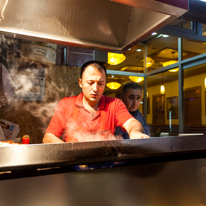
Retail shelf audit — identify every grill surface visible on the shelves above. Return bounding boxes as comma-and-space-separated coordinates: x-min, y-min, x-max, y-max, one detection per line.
1, 135, 206, 172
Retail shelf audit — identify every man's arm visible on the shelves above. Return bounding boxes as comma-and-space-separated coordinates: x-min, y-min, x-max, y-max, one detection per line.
123, 118, 150, 139
43, 133, 64, 143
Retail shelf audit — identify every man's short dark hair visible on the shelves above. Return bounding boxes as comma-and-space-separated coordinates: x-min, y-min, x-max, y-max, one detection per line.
122, 82, 142, 96
80, 61, 107, 78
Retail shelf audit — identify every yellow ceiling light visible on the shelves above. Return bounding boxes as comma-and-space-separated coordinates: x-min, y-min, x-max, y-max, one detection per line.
169, 68, 179, 72
120, 66, 143, 72
163, 60, 178, 67
160, 72, 165, 94
145, 57, 155, 67
106, 82, 121, 90
160, 85, 165, 94
129, 76, 144, 83
163, 51, 178, 72
141, 57, 155, 67
108, 52, 126, 65
120, 66, 127, 71
205, 77, 206, 88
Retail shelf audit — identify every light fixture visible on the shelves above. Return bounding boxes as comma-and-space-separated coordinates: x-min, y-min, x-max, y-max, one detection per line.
106, 82, 121, 90
0, 0, 9, 22
163, 51, 178, 72
162, 34, 169, 38
205, 77, 206, 88
152, 32, 157, 35
160, 85, 165, 94
160, 72, 165, 94
108, 52, 126, 65
146, 57, 155, 67
136, 49, 142, 52
169, 68, 179, 72
120, 66, 143, 72
120, 66, 128, 71
142, 57, 155, 67
163, 60, 178, 67
129, 76, 144, 83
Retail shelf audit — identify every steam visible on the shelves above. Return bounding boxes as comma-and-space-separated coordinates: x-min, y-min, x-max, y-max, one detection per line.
1, 36, 121, 143
47, 100, 123, 142
8, 63, 69, 132
63, 120, 122, 142
6, 63, 122, 142
7, 62, 122, 142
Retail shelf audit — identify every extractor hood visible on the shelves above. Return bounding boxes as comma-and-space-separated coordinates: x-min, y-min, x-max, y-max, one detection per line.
0, 0, 188, 52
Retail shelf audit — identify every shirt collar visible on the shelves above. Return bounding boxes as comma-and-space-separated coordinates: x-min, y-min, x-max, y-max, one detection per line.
76, 92, 105, 110
130, 109, 139, 117
98, 95, 105, 110
76, 92, 84, 107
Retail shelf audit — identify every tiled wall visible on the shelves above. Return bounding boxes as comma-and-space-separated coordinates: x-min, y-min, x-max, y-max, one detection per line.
56, 45, 94, 66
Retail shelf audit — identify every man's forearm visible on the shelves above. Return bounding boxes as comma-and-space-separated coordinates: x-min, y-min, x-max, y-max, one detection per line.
123, 118, 149, 139
43, 133, 64, 143
127, 119, 143, 135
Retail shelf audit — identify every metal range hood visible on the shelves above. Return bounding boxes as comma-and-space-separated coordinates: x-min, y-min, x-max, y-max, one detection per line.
0, 0, 188, 52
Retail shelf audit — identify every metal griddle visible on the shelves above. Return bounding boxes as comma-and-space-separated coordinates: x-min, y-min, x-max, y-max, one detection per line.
1, 135, 206, 173
1, 135, 206, 206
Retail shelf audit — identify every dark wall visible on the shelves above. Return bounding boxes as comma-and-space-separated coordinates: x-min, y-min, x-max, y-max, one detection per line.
0, 35, 95, 143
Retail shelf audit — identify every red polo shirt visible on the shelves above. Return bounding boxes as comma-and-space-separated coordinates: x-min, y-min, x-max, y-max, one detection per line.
46, 93, 132, 142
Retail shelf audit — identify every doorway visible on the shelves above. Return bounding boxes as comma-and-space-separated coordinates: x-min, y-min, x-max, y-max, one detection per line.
153, 94, 165, 125
184, 86, 201, 127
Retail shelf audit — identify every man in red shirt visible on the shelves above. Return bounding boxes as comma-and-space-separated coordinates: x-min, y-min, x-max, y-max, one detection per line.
43, 61, 149, 143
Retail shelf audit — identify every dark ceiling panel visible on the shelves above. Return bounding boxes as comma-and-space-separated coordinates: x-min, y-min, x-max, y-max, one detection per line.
182, 0, 206, 24
154, 0, 189, 10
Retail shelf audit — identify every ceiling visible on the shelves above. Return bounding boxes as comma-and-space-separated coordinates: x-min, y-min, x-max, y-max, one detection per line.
104, 0, 206, 94
106, 24, 206, 72
0, 0, 205, 95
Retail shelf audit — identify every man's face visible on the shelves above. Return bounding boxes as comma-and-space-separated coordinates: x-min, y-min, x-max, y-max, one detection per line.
79, 65, 106, 106
122, 88, 142, 112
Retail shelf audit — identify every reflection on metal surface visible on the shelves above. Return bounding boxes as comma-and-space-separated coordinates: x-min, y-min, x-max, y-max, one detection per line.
0, 0, 188, 51
201, 165, 206, 175
0, 0, 8, 22
1, 158, 206, 206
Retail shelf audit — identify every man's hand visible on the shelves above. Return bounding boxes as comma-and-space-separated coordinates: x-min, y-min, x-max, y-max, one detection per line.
123, 118, 150, 139
129, 133, 150, 139
43, 133, 64, 143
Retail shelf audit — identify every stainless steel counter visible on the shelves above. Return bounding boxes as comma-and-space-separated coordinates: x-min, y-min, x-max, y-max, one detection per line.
1, 135, 206, 174
1, 135, 206, 206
